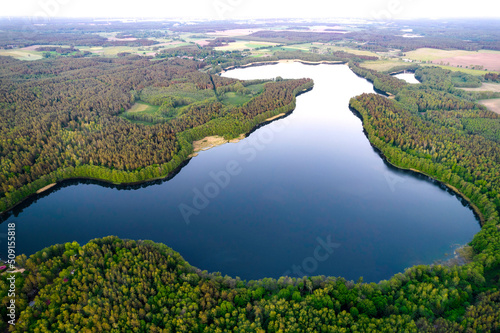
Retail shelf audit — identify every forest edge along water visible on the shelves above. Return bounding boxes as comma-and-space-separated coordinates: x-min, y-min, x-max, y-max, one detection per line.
0, 62, 480, 283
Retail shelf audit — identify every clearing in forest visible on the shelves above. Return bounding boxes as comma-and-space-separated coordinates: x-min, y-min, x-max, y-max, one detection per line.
478, 98, 500, 114
460, 83, 500, 93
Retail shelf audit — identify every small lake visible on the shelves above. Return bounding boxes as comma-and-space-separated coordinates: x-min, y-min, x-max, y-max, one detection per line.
394, 72, 420, 84
0, 63, 479, 282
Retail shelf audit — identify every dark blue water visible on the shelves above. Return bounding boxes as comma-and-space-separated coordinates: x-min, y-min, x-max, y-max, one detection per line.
0, 63, 480, 282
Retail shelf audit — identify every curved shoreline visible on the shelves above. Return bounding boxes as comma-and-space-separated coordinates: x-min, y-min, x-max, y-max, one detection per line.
1, 61, 485, 231
348, 105, 485, 226
219, 59, 345, 74
0, 84, 313, 217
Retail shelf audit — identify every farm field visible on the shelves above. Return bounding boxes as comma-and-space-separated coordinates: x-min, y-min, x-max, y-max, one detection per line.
214, 41, 278, 51
478, 98, 500, 114
127, 102, 159, 114
327, 45, 380, 58
404, 48, 498, 61
460, 82, 500, 92
78, 42, 191, 57
0, 45, 53, 60
0, 49, 43, 60
420, 63, 495, 75
359, 59, 405, 71
406, 48, 500, 71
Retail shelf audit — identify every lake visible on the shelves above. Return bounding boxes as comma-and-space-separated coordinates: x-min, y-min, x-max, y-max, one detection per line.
0, 63, 479, 282
394, 72, 420, 84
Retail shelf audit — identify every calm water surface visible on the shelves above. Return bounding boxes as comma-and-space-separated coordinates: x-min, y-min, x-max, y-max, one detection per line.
0, 63, 479, 282
394, 72, 420, 84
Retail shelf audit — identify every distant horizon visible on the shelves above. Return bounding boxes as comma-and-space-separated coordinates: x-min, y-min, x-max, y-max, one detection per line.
0, 16, 499, 23
2, 0, 500, 21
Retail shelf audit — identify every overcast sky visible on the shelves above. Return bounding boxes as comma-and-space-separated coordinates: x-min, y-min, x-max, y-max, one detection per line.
2, 0, 500, 20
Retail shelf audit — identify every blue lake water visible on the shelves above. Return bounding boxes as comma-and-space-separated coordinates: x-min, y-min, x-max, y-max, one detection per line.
0, 63, 480, 282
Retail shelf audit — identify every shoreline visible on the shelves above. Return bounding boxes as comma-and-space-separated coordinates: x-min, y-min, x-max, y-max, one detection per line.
188, 113, 288, 157
36, 183, 56, 194
348, 105, 485, 226
0, 80, 311, 217
219, 59, 345, 74
388, 69, 416, 75
1, 61, 485, 229
188, 134, 246, 157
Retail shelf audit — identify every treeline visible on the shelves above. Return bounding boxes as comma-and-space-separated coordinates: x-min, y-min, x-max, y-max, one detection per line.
348, 65, 500, 319
346, 19, 500, 52
414, 67, 483, 89
0, 31, 157, 48
157, 44, 377, 75
35, 46, 80, 55
413, 66, 500, 102
210, 51, 377, 74
1, 236, 499, 331
243, 30, 346, 43
349, 31, 500, 52
484, 72, 500, 83
0, 55, 311, 213
349, 93, 500, 260
349, 62, 408, 95
206, 38, 236, 48
243, 24, 500, 52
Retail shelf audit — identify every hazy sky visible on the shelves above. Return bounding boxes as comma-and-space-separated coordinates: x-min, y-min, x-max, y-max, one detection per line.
2, 0, 500, 20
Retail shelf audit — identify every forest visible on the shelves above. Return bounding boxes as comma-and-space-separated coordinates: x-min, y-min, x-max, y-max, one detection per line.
0, 18, 500, 332
0, 55, 312, 213
242, 20, 500, 52
348, 64, 500, 312
0, 236, 498, 332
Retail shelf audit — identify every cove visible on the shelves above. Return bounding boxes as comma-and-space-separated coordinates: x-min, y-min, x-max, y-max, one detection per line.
0, 63, 479, 282
393, 72, 421, 84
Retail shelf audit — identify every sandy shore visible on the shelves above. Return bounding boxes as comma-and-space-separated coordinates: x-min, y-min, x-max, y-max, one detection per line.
265, 113, 286, 122
36, 183, 56, 194
189, 134, 247, 158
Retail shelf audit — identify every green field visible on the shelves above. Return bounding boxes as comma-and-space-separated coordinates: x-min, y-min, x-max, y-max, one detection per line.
215, 41, 278, 51
420, 63, 494, 76
127, 102, 160, 114
0, 42, 193, 60
405, 48, 500, 62
77, 42, 191, 57
246, 83, 266, 94
0, 48, 44, 60
360, 59, 406, 71
221, 92, 252, 105
221, 83, 266, 106
121, 82, 267, 124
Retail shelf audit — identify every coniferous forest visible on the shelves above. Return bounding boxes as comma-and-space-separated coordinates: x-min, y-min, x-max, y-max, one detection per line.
1, 17, 500, 332
0, 55, 312, 213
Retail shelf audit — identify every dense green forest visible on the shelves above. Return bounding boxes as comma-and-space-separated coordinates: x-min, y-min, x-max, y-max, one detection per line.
1, 59, 499, 333
1, 236, 499, 332
0, 55, 312, 213
347, 64, 500, 328
1, 17, 500, 332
